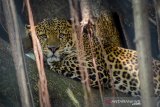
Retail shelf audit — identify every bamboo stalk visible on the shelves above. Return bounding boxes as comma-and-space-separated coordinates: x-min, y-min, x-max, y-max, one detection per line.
1, 0, 33, 107
132, 0, 155, 107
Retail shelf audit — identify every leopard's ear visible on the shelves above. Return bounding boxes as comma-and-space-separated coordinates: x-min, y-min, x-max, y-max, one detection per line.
25, 24, 31, 36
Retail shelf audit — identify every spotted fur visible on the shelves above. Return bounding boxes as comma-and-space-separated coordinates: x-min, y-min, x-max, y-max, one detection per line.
26, 14, 160, 97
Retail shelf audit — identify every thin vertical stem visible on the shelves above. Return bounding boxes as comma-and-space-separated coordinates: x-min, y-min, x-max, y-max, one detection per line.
69, 0, 92, 106
25, 0, 51, 106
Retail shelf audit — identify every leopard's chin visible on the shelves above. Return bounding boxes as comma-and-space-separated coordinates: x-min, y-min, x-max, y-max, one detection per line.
47, 55, 60, 66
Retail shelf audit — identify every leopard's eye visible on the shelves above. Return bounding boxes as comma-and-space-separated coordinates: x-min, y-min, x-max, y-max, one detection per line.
40, 34, 47, 40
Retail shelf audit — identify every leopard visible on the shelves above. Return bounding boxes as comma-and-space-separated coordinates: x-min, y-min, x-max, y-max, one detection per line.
26, 13, 160, 97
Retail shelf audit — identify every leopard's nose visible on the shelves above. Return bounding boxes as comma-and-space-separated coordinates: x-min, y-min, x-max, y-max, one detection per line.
48, 46, 58, 53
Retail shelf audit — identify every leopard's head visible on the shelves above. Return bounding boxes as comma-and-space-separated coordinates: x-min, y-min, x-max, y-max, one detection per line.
25, 18, 74, 59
